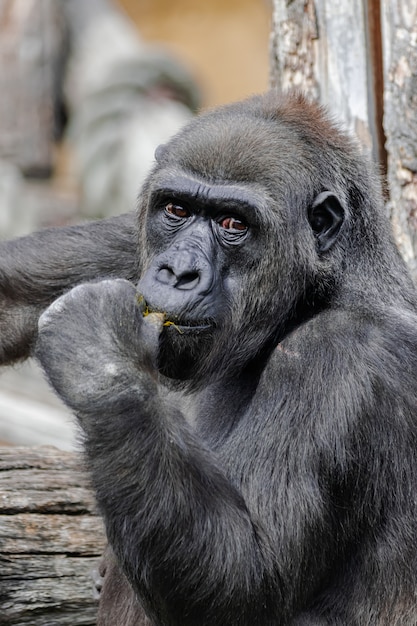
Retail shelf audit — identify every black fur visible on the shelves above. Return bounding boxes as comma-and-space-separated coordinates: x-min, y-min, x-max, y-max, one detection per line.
3, 91, 417, 624
0, 213, 138, 363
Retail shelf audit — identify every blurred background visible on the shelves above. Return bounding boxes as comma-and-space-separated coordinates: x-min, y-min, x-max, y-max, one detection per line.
0, 0, 271, 448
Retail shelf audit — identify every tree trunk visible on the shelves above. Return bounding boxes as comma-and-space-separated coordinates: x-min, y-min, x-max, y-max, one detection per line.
270, 0, 417, 279
270, 0, 374, 155
381, 0, 417, 278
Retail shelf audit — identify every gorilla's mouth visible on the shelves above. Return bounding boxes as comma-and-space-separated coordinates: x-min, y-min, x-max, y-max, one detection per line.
137, 295, 212, 334
162, 317, 212, 334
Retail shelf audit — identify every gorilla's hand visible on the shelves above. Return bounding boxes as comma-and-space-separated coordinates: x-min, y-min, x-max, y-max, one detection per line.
35, 279, 163, 416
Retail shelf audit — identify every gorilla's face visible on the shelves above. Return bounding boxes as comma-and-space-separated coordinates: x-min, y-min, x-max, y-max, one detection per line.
137, 112, 345, 382
137, 170, 260, 380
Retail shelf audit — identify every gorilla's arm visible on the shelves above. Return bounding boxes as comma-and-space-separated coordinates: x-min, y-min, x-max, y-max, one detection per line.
35, 280, 380, 625
36, 281, 276, 624
0, 212, 138, 364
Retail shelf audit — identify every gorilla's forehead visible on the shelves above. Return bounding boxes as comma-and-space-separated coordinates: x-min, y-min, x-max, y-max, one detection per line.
162, 114, 313, 188
151, 172, 268, 210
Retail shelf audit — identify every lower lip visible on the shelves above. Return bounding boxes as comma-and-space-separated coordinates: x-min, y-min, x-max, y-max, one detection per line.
165, 323, 212, 334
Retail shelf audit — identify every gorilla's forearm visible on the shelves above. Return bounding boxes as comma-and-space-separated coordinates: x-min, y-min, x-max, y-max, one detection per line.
0, 213, 139, 364
35, 280, 279, 624
86, 400, 274, 626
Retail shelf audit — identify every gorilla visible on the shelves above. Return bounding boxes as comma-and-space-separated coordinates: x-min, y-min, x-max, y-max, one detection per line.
2, 91, 417, 625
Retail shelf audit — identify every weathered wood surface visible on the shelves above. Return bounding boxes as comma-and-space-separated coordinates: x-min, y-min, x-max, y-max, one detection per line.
270, 0, 320, 100
270, 0, 417, 281
270, 0, 374, 156
0, 446, 105, 625
381, 0, 417, 280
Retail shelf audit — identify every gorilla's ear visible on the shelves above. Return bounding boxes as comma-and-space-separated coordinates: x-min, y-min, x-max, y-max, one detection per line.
155, 144, 167, 163
308, 192, 345, 253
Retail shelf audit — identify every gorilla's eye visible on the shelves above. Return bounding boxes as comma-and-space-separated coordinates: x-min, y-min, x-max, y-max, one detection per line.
165, 203, 189, 219
218, 217, 247, 233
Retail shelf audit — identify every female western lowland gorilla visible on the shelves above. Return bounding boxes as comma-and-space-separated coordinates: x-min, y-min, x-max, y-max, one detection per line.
2, 91, 417, 625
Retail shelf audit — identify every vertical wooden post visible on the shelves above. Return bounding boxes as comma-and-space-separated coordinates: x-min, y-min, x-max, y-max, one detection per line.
270, 0, 417, 278
381, 0, 417, 278
364, 0, 387, 174
270, 0, 375, 155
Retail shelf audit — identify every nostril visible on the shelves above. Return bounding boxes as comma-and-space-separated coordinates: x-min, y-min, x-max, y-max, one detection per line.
157, 266, 200, 290
176, 272, 200, 290
157, 267, 177, 285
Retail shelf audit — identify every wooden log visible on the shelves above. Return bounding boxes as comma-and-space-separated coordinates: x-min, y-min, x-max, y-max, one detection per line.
0, 446, 105, 625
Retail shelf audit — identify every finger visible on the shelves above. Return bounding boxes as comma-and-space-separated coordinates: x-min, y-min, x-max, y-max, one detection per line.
140, 311, 165, 370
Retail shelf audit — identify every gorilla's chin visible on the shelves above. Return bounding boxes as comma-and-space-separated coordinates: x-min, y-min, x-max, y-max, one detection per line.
157, 324, 214, 381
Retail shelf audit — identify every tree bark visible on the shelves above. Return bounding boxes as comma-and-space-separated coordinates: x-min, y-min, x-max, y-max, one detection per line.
270, 0, 417, 279
270, 0, 374, 154
381, 0, 417, 278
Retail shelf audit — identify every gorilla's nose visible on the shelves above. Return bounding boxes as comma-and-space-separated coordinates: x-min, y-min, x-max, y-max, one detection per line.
156, 243, 210, 291
157, 265, 200, 290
